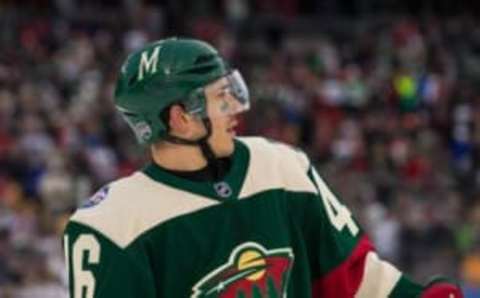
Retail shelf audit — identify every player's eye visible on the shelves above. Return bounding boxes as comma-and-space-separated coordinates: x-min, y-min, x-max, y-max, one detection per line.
217, 85, 231, 97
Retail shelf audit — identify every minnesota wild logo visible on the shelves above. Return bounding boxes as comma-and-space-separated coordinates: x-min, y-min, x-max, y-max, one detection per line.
192, 242, 294, 298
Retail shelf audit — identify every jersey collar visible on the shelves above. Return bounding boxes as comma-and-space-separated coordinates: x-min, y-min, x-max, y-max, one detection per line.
142, 139, 250, 201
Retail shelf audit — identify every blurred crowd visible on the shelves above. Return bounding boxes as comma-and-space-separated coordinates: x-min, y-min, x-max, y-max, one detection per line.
1, 0, 480, 297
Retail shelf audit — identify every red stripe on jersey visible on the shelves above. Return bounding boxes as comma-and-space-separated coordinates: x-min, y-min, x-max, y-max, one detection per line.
311, 235, 375, 298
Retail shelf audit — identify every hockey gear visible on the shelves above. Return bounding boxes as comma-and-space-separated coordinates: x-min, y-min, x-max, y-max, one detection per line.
114, 37, 249, 145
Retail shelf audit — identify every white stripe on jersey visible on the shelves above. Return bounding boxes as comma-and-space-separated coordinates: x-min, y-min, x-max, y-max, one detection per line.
355, 252, 402, 298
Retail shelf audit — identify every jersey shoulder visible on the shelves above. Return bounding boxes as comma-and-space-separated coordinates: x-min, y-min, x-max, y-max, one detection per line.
68, 171, 218, 248
237, 136, 310, 170
236, 137, 315, 198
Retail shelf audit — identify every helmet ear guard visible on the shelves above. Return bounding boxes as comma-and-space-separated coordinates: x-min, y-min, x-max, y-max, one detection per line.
117, 108, 167, 144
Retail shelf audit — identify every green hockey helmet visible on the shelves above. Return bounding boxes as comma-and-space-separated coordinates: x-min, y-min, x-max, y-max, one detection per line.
114, 37, 250, 145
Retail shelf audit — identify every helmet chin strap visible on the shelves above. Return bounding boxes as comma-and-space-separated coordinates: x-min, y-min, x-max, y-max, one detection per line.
163, 118, 222, 181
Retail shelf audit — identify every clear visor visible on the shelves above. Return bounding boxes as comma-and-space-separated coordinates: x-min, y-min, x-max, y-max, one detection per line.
190, 70, 250, 119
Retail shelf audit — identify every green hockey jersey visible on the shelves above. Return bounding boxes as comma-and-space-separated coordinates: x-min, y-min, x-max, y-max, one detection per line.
63, 137, 424, 298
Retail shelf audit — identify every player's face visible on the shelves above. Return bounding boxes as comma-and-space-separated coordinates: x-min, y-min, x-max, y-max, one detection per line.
203, 77, 240, 157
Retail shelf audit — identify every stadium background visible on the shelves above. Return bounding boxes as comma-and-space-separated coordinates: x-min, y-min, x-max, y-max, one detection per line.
1, 0, 480, 297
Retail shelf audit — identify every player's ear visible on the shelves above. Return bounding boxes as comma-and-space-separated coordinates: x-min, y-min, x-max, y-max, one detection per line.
168, 104, 193, 135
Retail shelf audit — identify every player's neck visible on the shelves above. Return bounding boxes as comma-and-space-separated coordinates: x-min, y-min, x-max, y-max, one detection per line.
150, 142, 207, 171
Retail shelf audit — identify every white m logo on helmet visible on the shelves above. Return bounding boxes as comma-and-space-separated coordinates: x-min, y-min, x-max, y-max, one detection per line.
138, 45, 162, 81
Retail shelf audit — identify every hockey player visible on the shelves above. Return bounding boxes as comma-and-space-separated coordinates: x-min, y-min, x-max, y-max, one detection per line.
63, 37, 463, 298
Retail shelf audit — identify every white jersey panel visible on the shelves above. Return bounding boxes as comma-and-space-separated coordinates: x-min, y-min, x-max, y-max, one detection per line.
237, 137, 315, 199
70, 137, 316, 249
70, 172, 219, 248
